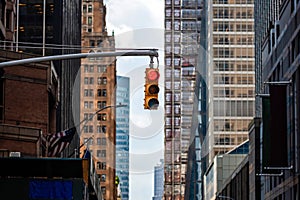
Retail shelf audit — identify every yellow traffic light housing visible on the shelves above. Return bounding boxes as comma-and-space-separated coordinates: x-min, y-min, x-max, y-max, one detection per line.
144, 68, 160, 110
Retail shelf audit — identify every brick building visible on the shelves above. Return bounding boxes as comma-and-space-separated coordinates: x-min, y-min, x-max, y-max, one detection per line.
0, 49, 59, 157
0, 50, 103, 199
81, 0, 117, 199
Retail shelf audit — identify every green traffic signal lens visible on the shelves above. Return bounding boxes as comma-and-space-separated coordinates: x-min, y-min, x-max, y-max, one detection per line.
148, 98, 159, 109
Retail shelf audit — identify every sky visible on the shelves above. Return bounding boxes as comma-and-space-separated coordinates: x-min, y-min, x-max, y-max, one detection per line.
103, 1, 165, 200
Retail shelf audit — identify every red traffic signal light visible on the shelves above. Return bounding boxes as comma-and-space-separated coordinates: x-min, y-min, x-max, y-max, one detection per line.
144, 68, 160, 110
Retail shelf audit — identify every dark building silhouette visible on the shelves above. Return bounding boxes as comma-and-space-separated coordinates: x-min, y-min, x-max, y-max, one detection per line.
16, 0, 82, 157
254, 0, 300, 199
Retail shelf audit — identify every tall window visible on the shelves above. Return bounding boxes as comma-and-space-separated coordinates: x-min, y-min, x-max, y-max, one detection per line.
88, 5, 92, 12
88, 16, 92, 25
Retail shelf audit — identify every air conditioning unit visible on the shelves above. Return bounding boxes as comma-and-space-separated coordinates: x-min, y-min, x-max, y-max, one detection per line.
9, 152, 21, 157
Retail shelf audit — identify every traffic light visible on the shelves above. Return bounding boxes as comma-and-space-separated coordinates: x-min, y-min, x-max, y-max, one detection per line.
144, 67, 160, 110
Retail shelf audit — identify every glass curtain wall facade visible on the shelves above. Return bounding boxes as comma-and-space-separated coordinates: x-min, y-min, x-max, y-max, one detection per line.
80, 1, 116, 199
18, 0, 55, 55
203, 0, 255, 165
153, 159, 164, 200
164, 0, 203, 199
116, 76, 130, 200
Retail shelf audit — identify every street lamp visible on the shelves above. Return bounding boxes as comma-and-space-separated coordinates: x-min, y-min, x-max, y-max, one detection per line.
68, 104, 127, 158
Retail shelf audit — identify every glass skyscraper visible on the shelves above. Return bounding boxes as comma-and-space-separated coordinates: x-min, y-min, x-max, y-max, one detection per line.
116, 76, 130, 200
164, 0, 203, 199
153, 159, 164, 200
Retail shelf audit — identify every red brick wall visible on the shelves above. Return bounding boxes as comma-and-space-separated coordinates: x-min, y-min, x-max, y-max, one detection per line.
0, 54, 58, 157
4, 65, 49, 134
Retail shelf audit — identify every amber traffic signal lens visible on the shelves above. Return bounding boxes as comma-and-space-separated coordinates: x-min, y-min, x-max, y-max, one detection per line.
148, 85, 160, 94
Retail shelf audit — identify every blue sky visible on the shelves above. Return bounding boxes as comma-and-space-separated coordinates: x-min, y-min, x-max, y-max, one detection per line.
103, 1, 164, 199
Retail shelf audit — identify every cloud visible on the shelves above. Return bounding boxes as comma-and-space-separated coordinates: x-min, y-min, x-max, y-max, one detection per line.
104, 0, 164, 34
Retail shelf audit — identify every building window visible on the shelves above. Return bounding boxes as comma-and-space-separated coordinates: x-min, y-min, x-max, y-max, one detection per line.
84, 65, 89, 72
84, 101, 89, 109
97, 113, 107, 121
97, 125, 107, 133
97, 150, 106, 158
89, 101, 93, 109
89, 77, 94, 84
83, 89, 94, 97
89, 65, 94, 72
97, 150, 101, 157
83, 125, 93, 133
165, 81, 171, 90
165, 117, 171, 126
174, 58, 180, 66
88, 5, 92, 12
166, 129, 172, 139
97, 77, 107, 85
83, 5, 87, 13
90, 40, 95, 47
102, 138, 106, 145
166, 20, 171, 30
84, 77, 89, 84
97, 138, 101, 145
90, 89, 94, 97
97, 162, 106, 170
97, 89, 107, 97
83, 126, 88, 133
89, 125, 93, 133
97, 101, 106, 108
97, 65, 107, 72
174, 93, 180, 102
88, 17, 92, 25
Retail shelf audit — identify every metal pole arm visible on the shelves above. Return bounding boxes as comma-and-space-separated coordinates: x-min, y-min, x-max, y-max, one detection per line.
0, 49, 159, 68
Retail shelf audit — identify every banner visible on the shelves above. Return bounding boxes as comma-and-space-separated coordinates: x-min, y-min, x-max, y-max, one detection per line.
262, 84, 288, 171
269, 84, 288, 167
